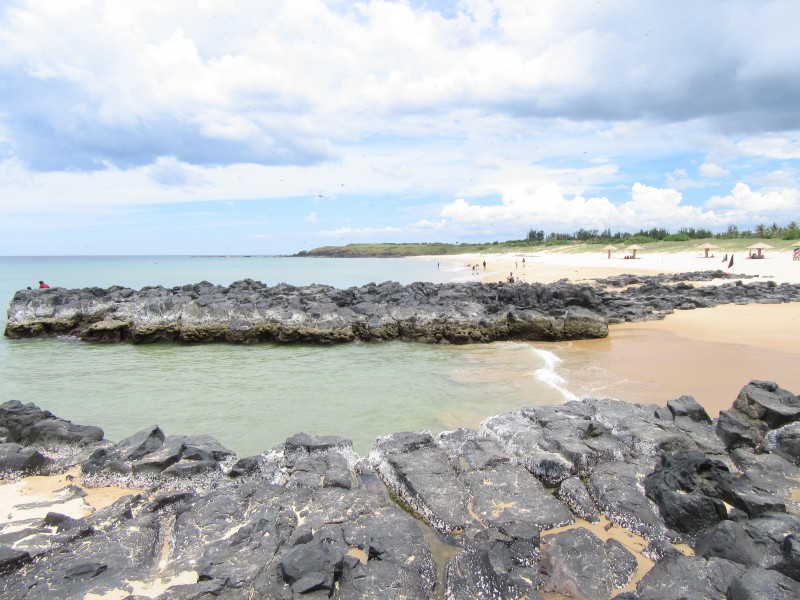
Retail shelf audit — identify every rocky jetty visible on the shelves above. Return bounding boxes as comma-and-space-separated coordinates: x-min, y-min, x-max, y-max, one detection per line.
1, 380, 799, 599
5, 271, 800, 345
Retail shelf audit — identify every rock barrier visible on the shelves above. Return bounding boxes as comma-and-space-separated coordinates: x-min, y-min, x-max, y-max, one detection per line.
5, 271, 800, 345
1, 379, 798, 598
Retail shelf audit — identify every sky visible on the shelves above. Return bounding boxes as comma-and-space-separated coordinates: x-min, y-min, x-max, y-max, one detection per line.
1, 0, 799, 256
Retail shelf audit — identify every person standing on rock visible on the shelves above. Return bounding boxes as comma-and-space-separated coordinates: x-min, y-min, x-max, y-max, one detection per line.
38, 280, 50, 289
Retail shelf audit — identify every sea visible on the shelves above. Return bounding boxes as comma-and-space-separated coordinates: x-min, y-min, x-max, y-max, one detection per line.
0, 255, 578, 456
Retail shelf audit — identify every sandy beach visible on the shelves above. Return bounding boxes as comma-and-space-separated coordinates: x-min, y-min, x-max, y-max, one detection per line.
417, 247, 800, 418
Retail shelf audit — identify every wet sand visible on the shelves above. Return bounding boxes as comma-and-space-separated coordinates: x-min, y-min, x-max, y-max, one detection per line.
553, 303, 800, 416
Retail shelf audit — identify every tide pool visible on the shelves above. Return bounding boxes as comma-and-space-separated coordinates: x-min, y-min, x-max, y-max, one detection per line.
0, 256, 571, 455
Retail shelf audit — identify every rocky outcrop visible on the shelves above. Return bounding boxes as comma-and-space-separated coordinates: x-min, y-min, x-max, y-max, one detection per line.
6, 272, 800, 345
0, 380, 799, 599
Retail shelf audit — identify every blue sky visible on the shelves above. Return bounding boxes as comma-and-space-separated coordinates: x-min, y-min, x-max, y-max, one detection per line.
1, 0, 799, 255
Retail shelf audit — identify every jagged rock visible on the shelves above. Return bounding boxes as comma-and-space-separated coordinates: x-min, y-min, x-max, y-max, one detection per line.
445, 523, 542, 599
539, 527, 636, 599
1, 382, 799, 598
459, 462, 573, 531
667, 395, 711, 423
734, 380, 800, 428
278, 534, 346, 594
0, 400, 103, 446
558, 477, 600, 522
116, 425, 165, 461
228, 454, 269, 478
726, 566, 800, 599
694, 512, 800, 581
588, 460, 667, 541
371, 432, 469, 533
765, 422, 800, 465
0, 546, 31, 576
643, 451, 732, 535
0, 442, 52, 473
716, 409, 766, 451
631, 555, 746, 599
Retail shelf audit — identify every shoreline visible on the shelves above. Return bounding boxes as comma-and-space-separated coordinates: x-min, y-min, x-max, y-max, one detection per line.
413, 248, 800, 419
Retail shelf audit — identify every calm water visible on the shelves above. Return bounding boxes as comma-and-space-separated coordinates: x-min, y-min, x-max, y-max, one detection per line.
0, 256, 571, 455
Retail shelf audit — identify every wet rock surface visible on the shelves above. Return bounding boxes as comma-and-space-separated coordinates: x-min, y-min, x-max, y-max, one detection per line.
0, 378, 798, 599
6, 271, 800, 345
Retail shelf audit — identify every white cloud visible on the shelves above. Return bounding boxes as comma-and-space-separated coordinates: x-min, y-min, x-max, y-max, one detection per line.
738, 136, 800, 160
441, 182, 718, 232
705, 183, 800, 219
305, 211, 318, 223
699, 163, 730, 178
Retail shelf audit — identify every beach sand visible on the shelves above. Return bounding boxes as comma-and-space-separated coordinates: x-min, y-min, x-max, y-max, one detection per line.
416, 247, 800, 417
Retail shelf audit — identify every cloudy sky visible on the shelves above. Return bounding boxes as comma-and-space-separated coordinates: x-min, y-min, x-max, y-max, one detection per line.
1, 0, 799, 255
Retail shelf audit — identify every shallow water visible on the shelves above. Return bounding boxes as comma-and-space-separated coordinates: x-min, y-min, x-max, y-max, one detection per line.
0, 256, 571, 455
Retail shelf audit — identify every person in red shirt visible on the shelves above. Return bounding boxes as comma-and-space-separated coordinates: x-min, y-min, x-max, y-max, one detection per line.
38, 280, 50, 289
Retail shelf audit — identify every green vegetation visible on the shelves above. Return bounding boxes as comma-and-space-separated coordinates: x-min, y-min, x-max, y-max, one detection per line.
296, 221, 800, 257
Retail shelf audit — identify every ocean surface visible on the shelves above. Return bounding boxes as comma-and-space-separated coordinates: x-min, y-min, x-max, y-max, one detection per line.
0, 255, 575, 455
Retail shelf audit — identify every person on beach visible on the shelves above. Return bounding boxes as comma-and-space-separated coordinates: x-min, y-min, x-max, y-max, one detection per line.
483, 260, 486, 271
507, 272, 515, 283
38, 280, 50, 289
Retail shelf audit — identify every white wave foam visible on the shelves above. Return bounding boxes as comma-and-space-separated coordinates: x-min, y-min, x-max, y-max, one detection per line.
530, 347, 580, 402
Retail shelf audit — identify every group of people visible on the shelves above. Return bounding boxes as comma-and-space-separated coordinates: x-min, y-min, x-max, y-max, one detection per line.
27, 280, 50, 290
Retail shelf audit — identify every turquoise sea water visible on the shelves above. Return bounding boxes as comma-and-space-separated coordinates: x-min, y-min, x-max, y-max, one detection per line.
0, 256, 570, 455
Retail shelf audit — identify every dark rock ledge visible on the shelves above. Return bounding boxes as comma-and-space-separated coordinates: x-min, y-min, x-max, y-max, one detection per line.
1, 379, 799, 599
5, 271, 800, 344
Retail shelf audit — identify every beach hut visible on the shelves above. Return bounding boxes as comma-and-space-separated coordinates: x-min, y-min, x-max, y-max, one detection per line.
625, 244, 644, 259
696, 242, 719, 258
602, 244, 618, 259
746, 242, 774, 258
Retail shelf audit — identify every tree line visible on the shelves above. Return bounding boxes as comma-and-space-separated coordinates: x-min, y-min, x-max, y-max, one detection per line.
525, 221, 800, 244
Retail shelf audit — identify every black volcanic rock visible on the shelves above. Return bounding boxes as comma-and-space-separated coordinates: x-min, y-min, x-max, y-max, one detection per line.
1, 379, 799, 598
7, 273, 800, 345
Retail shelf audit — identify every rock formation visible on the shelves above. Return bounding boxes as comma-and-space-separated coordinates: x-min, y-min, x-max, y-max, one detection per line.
1, 379, 798, 599
5, 271, 800, 345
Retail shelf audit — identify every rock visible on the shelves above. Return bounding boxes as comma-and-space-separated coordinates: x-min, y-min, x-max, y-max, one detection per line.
2, 381, 800, 598
0, 442, 52, 473
733, 380, 800, 428
459, 462, 573, 531
539, 527, 635, 599
667, 395, 711, 423
716, 409, 766, 451
695, 513, 800, 579
0, 545, 31, 576
0, 400, 103, 446
116, 425, 165, 461
371, 432, 469, 534
726, 566, 800, 599
588, 460, 667, 541
445, 524, 542, 599
278, 534, 345, 594
765, 422, 800, 465
643, 451, 731, 535
632, 555, 745, 599
557, 477, 600, 522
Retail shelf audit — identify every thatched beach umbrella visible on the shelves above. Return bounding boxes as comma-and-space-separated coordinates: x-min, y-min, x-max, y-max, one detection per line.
696, 242, 719, 258
791, 241, 800, 247
602, 244, 618, 259
625, 244, 644, 259
747, 242, 774, 257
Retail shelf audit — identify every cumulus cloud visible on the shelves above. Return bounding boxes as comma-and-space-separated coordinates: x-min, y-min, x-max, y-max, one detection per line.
441, 181, 719, 232
700, 163, 730, 178
705, 183, 800, 220
2, 0, 799, 173
2, 1, 800, 254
